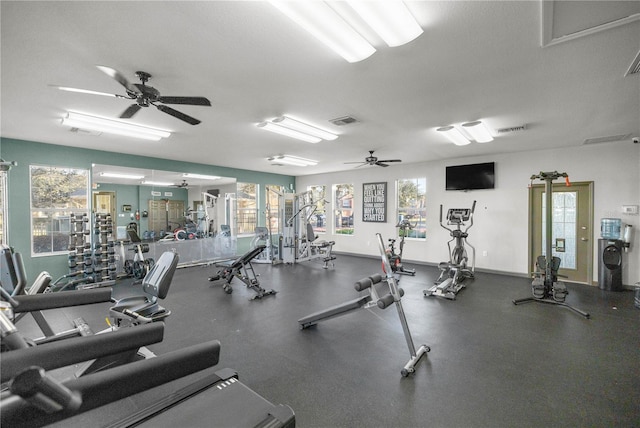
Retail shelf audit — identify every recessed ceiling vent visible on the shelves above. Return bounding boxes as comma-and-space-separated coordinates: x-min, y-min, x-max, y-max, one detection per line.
70, 127, 102, 136
329, 116, 358, 126
625, 50, 640, 76
497, 124, 527, 134
583, 134, 632, 145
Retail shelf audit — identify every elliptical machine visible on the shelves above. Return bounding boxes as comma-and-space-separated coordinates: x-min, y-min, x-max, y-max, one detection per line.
424, 201, 476, 300
385, 215, 416, 276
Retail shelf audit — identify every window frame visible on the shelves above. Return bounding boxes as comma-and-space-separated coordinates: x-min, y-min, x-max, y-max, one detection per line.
396, 177, 427, 240
334, 183, 354, 235
307, 185, 327, 234
236, 182, 258, 236
30, 164, 90, 257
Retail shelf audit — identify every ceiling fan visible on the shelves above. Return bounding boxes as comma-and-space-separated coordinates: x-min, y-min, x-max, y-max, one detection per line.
345, 150, 402, 168
172, 180, 190, 189
56, 66, 211, 125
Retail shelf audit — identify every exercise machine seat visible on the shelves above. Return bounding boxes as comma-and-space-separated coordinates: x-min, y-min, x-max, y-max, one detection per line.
110, 251, 179, 323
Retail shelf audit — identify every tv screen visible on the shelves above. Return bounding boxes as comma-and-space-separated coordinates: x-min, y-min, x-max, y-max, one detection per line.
446, 162, 495, 191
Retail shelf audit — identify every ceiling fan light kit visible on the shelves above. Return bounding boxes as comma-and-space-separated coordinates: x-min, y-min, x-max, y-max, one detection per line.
62, 112, 171, 141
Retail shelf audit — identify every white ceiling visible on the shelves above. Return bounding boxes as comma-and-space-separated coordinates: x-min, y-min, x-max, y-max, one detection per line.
1, 1, 639, 177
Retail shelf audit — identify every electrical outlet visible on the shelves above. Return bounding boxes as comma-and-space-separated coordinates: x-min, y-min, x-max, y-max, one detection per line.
482, 250, 488, 257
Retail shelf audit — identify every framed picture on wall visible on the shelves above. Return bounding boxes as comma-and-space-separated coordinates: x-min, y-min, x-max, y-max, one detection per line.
362, 182, 386, 222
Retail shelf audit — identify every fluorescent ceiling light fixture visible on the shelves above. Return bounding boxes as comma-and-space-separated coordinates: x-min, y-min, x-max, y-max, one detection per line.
267, 155, 318, 167
182, 173, 221, 180
257, 121, 322, 143
270, 1, 376, 63
462, 121, 494, 143
273, 116, 338, 141
100, 172, 145, 180
61, 111, 171, 141
141, 180, 174, 186
437, 126, 471, 146
347, 1, 423, 47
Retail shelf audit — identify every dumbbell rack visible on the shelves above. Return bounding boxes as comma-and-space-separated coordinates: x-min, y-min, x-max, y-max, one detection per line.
66, 213, 116, 289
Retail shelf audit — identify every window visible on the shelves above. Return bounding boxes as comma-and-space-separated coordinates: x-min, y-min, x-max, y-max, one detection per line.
396, 178, 426, 239
307, 185, 327, 233
236, 182, 258, 235
265, 185, 284, 234
334, 183, 354, 235
30, 165, 89, 255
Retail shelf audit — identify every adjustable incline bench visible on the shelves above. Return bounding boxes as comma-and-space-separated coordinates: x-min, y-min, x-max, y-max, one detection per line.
208, 245, 276, 300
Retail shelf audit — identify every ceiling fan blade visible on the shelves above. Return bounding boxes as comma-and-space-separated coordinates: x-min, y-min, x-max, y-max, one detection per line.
375, 162, 390, 167
155, 104, 201, 125
96, 65, 140, 94
54, 85, 128, 98
376, 159, 402, 163
344, 161, 365, 164
158, 96, 211, 106
120, 104, 142, 119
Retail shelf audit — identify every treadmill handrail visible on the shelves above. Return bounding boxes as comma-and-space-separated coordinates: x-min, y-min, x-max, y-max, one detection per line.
1, 340, 222, 428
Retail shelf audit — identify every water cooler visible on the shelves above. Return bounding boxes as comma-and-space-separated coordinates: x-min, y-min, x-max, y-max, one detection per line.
598, 218, 623, 291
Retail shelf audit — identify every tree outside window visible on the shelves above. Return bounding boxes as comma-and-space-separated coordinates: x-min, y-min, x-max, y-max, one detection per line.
30, 165, 89, 255
265, 185, 284, 234
397, 178, 426, 239
236, 182, 257, 235
307, 185, 327, 233
334, 183, 354, 235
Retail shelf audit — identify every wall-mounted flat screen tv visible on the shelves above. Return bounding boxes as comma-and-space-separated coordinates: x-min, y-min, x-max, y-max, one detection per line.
446, 162, 495, 191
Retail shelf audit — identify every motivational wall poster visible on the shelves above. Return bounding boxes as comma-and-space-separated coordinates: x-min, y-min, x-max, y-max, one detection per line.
362, 182, 387, 222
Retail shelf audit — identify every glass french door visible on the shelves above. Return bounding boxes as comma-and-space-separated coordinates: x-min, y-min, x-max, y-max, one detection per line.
529, 182, 593, 284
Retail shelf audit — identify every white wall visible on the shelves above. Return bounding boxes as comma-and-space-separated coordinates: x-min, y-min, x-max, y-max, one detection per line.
296, 143, 640, 286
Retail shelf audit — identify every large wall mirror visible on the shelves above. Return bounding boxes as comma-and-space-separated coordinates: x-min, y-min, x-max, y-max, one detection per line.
92, 164, 237, 269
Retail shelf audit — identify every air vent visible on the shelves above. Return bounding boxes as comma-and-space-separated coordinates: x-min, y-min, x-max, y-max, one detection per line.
70, 127, 101, 136
625, 50, 640, 76
497, 124, 528, 134
583, 134, 632, 145
329, 116, 358, 126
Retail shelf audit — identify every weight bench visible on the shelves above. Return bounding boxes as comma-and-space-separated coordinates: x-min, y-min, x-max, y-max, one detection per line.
208, 245, 276, 300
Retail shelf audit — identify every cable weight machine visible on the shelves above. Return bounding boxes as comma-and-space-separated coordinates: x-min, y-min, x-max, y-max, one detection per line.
512, 171, 589, 318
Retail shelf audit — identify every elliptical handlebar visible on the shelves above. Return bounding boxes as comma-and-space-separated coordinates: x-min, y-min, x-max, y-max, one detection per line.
439, 200, 477, 233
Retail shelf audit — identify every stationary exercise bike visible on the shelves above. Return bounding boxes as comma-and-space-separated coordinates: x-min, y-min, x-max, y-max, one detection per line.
384, 215, 416, 276
424, 201, 476, 300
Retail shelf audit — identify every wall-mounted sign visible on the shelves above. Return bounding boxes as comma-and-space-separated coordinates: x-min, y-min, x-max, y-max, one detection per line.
151, 191, 161, 197
164, 192, 173, 197
122, 204, 132, 212
363, 182, 387, 222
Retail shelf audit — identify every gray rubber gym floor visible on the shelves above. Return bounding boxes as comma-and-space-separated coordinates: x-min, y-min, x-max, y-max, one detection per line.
22, 254, 640, 427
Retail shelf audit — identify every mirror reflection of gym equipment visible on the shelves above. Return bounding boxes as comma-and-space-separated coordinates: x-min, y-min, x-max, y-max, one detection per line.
424, 201, 476, 300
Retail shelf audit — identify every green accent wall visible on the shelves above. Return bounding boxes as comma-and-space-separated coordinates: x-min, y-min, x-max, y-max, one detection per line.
0, 137, 295, 280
